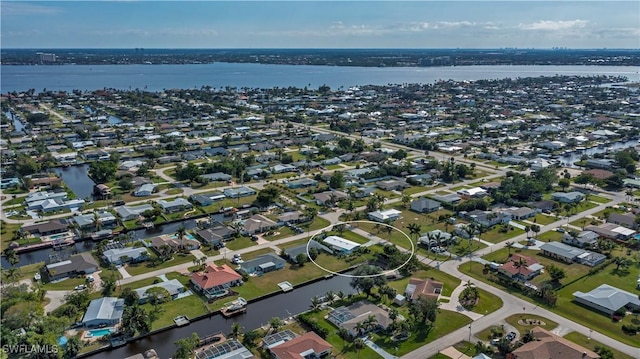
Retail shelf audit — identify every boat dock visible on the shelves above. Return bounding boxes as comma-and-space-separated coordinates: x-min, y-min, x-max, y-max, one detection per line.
220, 297, 247, 317
173, 316, 190, 326
278, 281, 293, 292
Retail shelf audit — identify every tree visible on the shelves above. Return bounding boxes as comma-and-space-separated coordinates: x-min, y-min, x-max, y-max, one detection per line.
174, 333, 200, 359
176, 226, 187, 251
122, 304, 151, 337
329, 171, 345, 189
89, 160, 117, 183
145, 287, 171, 306
558, 178, 571, 191
548, 265, 566, 283
102, 277, 116, 296
530, 224, 541, 238
121, 287, 140, 306
505, 241, 515, 257
118, 177, 135, 191
407, 223, 422, 242
350, 265, 386, 297
175, 162, 202, 182
14, 154, 41, 176
63, 336, 83, 359
594, 346, 615, 359
513, 257, 527, 279
242, 329, 261, 348
296, 252, 308, 266
255, 186, 280, 207
409, 296, 439, 325
401, 194, 411, 209
269, 317, 284, 333
613, 257, 632, 272
230, 322, 243, 339
353, 337, 366, 359
310, 296, 322, 311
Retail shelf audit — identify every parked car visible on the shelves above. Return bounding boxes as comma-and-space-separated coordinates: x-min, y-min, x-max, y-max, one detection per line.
75, 284, 87, 291
86, 275, 94, 282
506, 331, 517, 341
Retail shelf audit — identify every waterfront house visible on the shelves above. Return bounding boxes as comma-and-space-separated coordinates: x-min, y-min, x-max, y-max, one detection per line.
322, 235, 361, 255
551, 191, 585, 204
133, 183, 156, 197
507, 327, 599, 359
115, 204, 154, 221
72, 211, 117, 230
405, 278, 443, 301
103, 247, 150, 265
45, 252, 99, 281
266, 331, 332, 359
21, 220, 68, 237
573, 284, 640, 316
81, 297, 124, 328
196, 225, 236, 246
368, 208, 402, 223
410, 197, 441, 214
190, 264, 244, 298
238, 253, 286, 275
135, 279, 186, 304
93, 184, 111, 199
150, 233, 201, 251
498, 254, 544, 282
223, 186, 257, 198
194, 339, 253, 359
242, 214, 278, 235
157, 198, 193, 213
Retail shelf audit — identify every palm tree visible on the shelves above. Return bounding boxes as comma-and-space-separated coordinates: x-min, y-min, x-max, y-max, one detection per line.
364, 314, 378, 332
325, 290, 335, 305
336, 290, 345, 302
505, 241, 515, 257
176, 226, 187, 251
514, 257, 527, 280
310, 296, 322, 311
230, 322, 242, 339
406, 223, 422, 242
354, 321, 367, 337
401, 194, 411, 209
93, 211, 102, 232
269, 317, 284, 333
353, 338, 366, 359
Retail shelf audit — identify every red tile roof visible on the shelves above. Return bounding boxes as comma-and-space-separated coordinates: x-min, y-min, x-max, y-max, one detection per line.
507, 327, 599, 359
408, 278, 443, 300
190, 264, 242, 290
269, 332, 332, 359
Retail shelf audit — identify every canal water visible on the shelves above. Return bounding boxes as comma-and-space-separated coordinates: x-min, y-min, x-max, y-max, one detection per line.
89, 274, 356, 359
557, 139, 638, 167
53, 165, 96, 200
5, 111, 25, 133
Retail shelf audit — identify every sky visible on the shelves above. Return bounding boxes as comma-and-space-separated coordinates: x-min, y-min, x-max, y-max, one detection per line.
1, 1, 639, 49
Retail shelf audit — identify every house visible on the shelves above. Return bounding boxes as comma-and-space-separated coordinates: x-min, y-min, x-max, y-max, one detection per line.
277, 211, 304, 224
585, 158, 615, 170
405, 278, 443, 301
501, 207, 538, 220
133, 183, 156, 197
72, 211, 117, 230
551, 191, 584, 203
0, 177, 21, 189
199, 172, 232, 182
243, 214, 278, 235
327, 300, 393, 337
194, 339, 254, 359
27, 197, 85, 213
462, 210, 511, 228
540, 242, 605, 266
115, 204, 154, 221
352, 186, 376, 198
45, 252, 99, 281
103, 247, 150, 265
238, 253, 286, 275
190, 191, 226, 206
530, 200, 555, 213
27, 176, 61, 189
418, 230, 454, 247
562, 230, 599, 248
93, 184, 111, 199
223, 186, 257, 198
322, 235, 361, 254
134, 279, 186, 304
150, 233, 201, 251
457, 187, 488, 198
507, 326, 599, 359
196, 225, 235, 246
157, 198, 193, 213
271, 164, 298, 174
25, 190, 67, 204
284, 240, 332, 263
314, 190, 348, 206
410, 198, 441, 214
368, 209, 402, 223
287, 178, 318, 189
498, 254, 544, 282
431, 193, 462, 204
267, 331, 332, 359
585, 222, 636, 241
376, 179, 410, 191
190, 264, 243, 298
81, 297, 125, 328
21, 220, 68, 237
573, 284, 640, 316
607, 212, 636, 229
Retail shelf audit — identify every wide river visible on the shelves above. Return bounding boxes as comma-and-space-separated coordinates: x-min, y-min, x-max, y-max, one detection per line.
2, 63, 639, 93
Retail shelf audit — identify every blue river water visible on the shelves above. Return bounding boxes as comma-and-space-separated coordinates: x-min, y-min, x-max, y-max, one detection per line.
2, 63, 638, 93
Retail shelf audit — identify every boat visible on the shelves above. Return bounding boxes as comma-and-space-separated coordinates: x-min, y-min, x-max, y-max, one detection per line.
173, 315, 190, 326
142, 222, 155, 230
34, 272, 41, 281
52, 240, 71, 250
220, 297, 247, 317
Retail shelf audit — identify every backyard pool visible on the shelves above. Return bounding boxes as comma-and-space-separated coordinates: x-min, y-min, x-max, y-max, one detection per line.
170, 233, 197, 241
85, 328, 114, 338
49, 233, 67, 240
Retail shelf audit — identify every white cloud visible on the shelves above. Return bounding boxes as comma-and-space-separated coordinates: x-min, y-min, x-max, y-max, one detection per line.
518, 20, 588, 31
1, 2, 61, 15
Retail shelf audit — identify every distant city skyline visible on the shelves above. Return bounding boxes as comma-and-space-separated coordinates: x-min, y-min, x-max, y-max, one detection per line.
1, 1, 639, 49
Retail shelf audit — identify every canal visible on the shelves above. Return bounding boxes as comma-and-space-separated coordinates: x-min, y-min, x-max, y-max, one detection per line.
88, 274, 356, 359
558, 139, 638, 167
53, 165, 96, 200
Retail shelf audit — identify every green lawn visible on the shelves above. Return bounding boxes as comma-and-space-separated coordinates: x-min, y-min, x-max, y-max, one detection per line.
479, 226, 526, 244
125, 253, 196, 276
587, 195, 611, 204
536, 231, 563, 242
563, 332, 635, 359
470, 288, 503, 315
402, 186, 431, 196
531, 213, 559, 225
13, 262, 45, 281
43, 277, 86, 290
144, 294, 209, 331
224, 236, 258, 251
387, 267, 461, 297
504, 314, 558, 334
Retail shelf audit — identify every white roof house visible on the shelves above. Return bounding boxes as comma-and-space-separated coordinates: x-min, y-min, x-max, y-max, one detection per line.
368, 209, 402, 223
573, 284, 640, 315
103, 247, 149, 265
81, 297, 124, 327
323, 235, 361, 253
457, 187, 488, 198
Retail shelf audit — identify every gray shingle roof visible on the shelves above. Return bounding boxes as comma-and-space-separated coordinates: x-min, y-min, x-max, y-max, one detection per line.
574, 284, 640, 312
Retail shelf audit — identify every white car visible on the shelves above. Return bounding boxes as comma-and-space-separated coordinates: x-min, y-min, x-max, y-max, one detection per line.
75, 284, 87, 291
86, 275, 94, 282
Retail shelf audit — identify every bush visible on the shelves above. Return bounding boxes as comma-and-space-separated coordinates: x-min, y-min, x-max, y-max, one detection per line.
621, 324, 639, 335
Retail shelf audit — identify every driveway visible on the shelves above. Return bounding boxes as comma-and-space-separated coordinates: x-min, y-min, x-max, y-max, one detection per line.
44, 290, 70, 314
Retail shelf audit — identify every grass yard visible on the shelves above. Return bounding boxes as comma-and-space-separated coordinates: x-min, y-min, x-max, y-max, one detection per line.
479, 226, 526, 244
471, 288, 504, 315
144, 294, 209, 331
125, 253, 196, 276
563, 332, 635, 359
536, 231, 563, 242
402, 186, 431, 196
224, 236, 258, 251
14, 262, 45, 281
531, 213, 559, 225
43, 277, 86, 290
587, 195, 612, 204
372, 311, 472, 356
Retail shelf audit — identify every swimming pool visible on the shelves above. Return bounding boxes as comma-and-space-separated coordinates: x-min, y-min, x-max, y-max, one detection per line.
170, 233, 197, 241
86, 328, 113, 338
50, 233, 66, 240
